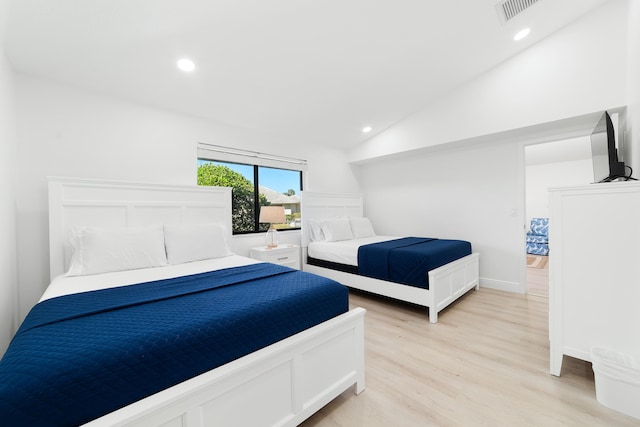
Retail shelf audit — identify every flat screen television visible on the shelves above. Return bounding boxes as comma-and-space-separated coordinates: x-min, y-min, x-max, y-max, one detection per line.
590, 111, 629, 183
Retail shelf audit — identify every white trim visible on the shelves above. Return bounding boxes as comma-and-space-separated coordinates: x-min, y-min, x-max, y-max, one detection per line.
479, 277, 524, 294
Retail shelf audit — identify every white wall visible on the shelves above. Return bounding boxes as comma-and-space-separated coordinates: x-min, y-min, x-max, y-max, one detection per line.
7, 0, 640, 336
626, 0, 640, 171
524, 136, 594, 223
351, 0, 630, 293
355, 139, 523, 292
14, 75, 360, 321
0, 0, 18, 355
349, 0, 629, 164
525, 158, 593, 223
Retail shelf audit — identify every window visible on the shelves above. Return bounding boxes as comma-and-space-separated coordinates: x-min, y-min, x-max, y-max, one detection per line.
197, 159, 303, 234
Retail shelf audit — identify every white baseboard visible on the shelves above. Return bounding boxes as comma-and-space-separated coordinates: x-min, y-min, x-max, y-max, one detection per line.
479, 277, 525, 294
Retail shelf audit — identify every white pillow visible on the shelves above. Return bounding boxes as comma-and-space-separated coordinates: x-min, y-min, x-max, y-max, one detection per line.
164, 223, 233, 264
307, 219, 326, 242
321, 218, 354, 242
350, 217, 376, 238
67, 224, 167, 276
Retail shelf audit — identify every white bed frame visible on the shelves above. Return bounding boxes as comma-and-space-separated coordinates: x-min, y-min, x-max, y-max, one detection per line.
48, 177, 365, 427
301, 191, 479, 324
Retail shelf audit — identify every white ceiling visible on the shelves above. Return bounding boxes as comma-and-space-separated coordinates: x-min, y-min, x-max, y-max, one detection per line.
4, 0, 610, 148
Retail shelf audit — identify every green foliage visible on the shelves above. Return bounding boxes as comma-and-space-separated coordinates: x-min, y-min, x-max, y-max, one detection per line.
198, 163, 270, 232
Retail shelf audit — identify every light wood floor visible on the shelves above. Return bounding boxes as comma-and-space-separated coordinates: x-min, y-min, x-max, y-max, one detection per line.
527, 255, 549, 298
302, 288, 639, 427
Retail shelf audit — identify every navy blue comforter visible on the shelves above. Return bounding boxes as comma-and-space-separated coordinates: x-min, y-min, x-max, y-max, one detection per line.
358, 237, 472, 289
0, 263, 348, 426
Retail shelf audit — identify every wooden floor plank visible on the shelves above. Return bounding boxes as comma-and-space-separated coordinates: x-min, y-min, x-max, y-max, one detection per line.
526, 255, 549, 297
301, 288, 639, 427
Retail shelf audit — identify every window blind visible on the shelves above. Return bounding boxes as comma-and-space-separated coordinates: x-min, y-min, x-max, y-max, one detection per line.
197, 142, 308, 172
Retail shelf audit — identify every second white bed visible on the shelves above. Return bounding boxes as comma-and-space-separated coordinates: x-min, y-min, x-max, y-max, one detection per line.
301, 191, 480, 324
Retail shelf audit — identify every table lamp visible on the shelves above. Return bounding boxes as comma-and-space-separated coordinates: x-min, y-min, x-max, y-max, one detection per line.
259, 205, 286, 248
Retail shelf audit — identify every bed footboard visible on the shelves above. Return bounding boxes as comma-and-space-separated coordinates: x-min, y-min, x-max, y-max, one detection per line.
303, 252, 479, 324
83, 308, 366, 427
428, 252, 480, 323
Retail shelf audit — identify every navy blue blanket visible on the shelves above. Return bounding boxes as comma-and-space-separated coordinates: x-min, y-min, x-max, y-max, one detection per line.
358, 237, 472, 289
0, 263, 348, 426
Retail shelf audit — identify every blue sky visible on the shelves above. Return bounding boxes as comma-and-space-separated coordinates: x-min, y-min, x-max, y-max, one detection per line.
198, 160, 301, 194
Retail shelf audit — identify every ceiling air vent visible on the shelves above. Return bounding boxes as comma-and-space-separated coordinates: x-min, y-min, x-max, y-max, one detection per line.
495, 0, 541, 24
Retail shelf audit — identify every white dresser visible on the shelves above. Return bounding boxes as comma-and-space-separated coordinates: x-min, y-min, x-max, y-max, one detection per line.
249, 245, 301, 270
549, 182, 640, 376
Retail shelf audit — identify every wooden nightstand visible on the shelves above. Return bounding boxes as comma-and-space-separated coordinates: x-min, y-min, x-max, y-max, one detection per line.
249, 245, 301, 270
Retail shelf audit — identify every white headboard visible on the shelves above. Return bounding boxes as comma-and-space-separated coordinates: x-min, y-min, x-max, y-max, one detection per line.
48, 177, 232, 280
300, 191, 363, 248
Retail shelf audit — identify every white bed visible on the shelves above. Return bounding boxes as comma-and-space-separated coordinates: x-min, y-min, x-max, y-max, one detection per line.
301, 191, 479, 324
41, 177, 365, 427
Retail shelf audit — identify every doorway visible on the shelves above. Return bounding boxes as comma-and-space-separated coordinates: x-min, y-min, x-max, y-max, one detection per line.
524, 137, 593, 296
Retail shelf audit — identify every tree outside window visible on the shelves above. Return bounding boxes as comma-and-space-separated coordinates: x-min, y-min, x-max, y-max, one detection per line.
197, 160, 301, 234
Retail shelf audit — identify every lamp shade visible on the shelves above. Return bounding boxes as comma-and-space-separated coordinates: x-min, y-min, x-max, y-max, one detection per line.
259, 206, 286, 224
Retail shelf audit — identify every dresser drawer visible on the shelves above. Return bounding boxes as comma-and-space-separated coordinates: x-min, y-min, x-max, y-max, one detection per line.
249, 245, 301, 270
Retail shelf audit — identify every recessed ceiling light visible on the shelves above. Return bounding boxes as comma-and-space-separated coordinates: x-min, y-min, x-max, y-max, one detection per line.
513, 28, 530, 41
362, 126, 372, 133
177, 58, 195, 72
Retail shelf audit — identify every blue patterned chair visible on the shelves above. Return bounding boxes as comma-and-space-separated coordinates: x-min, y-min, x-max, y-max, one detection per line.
526, 217, 549, 256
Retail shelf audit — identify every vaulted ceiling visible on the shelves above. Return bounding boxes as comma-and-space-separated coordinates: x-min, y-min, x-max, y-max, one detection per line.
5, 0, 609, 148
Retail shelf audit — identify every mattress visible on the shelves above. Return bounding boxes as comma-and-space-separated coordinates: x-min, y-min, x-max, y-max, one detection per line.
308, 236, 396, 266
0, 259, 349, 426
40, 254, 259, 301
358, 237, 472, 289
309, 236, 472, 289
